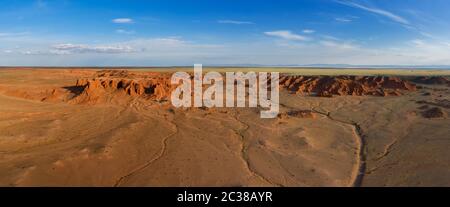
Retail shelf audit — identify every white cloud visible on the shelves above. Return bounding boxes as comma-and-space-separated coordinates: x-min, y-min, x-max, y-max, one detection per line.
264, 30, 308, 41
0, 32, 29, 37
411, 39, 425, 47
218, 20, 254, 25
302, 29, 315, 34
116, 29, 135, 35
39, 37, 223, 57
337, 1, 409, 25
112, 18, 134, 24
21, 50, 44, 55
21, 51, 33, 55
52, 43, 135, 54
320, 40, 359, 50
48, 50, 72, 55
335, 17, 352, 22
410, 39, 450, 50
125, 37, 224, 50
403, 39, 450, 63
19, 49, 72, 56
3, 33, 450, 66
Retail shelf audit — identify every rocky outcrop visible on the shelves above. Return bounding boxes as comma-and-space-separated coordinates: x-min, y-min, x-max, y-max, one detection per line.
417, 99, 450, 109
0, 85, 74, 103
278, 110, 316, 119
421, 107, 446, 119
279, 76, 416, 97
72, 70, 174, 104
95, 70, 130, 78
68, 71, 419, 104
412, 77, 450, 86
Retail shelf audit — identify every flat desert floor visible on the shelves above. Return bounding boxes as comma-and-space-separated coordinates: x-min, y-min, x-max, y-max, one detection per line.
0, 68, 449, 187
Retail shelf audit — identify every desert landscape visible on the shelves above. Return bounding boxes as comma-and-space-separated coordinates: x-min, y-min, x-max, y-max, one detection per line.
0, 67, 448, 187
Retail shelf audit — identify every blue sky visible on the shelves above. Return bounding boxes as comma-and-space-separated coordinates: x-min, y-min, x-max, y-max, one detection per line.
1, 0, 450, 66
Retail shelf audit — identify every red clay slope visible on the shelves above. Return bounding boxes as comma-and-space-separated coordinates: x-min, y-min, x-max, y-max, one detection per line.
71, 71, 417, 104
72, 70, 174, 104
279, 75, 416, 97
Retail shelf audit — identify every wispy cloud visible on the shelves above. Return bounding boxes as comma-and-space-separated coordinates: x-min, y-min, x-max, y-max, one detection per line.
403, 39, 450, 63
411, 39, 425, 47
112, 18, 134, 24
116, 29, 135, 35
302, 29, 315, 34
320, 40, 359, 50
321, 35, 340, 41
35, 0, 48, 9
52, 43, 135, 54
0, 32, 29, 37
336, 1, 409, 25
218, 20, 254, 25
264, 30, 308, 41
335, 17, 352, 22
126, 37, 224, 49
5, 37, 450, 66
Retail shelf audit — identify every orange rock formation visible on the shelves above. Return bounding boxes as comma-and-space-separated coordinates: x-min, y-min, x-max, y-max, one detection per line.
69, 71, 418, 104
72, 70, 174, 104
412, 76, 449, 86
279, 75, 416, 97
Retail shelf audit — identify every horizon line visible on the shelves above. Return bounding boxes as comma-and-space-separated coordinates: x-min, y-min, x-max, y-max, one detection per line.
1, 64, 450, 70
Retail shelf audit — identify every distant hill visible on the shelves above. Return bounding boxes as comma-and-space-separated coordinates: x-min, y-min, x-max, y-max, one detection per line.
203, 64, 450, 69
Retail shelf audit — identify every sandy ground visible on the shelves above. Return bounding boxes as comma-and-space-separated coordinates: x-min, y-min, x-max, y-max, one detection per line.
0, 68, 448, 187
